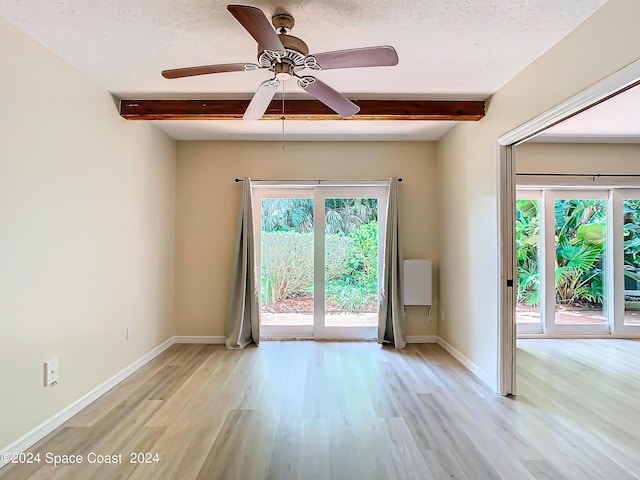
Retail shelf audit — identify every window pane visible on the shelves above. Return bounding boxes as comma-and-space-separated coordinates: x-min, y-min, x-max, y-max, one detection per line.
515, 199, 542, 326
623, 199, 640, 326
554, 199, 607, 324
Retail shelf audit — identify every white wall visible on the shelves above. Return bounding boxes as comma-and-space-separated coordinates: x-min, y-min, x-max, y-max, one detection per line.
437, 0, 640, 389
0, 18, 176, 448
517, 143, 640, 175
175, 141, 438, 339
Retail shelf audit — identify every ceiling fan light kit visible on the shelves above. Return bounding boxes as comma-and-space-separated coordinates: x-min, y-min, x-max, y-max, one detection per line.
161, 4, 399, 120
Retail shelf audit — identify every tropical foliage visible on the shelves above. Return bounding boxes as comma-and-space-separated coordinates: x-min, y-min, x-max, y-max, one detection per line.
553, 199, 606, 305
515, 198, 608, 307
516, 197, 640, 309
623, 200, 640, 291
515, 200, 541, 306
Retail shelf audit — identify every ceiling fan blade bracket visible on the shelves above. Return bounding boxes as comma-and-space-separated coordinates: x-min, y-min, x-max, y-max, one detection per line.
303, 56, 321, 70
264, 78, 280, 88
297, 76, 316, 89
243, 63, 261, 71
265, 49, 285, 59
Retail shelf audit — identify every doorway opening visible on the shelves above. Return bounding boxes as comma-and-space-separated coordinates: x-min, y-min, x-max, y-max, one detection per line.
498, 59, 640, 395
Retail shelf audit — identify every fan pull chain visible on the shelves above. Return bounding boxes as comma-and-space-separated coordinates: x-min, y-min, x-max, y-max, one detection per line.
281, 84, 285, 150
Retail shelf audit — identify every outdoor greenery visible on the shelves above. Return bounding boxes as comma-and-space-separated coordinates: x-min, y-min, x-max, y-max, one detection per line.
516, 197, 640, 309
554, 199, 606, 306
515, 199, 609, 308
623, 200, 640, 292
260, 198, 379, 311
515, 199, 541, 307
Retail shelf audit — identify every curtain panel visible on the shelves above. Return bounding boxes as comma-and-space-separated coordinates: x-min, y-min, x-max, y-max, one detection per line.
377, 177, 405, 348
225, 177, 260, 348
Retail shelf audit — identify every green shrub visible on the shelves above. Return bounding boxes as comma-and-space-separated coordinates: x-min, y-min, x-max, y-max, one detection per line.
261, 232, 352, 308
325, 235, 353, 280
261, 232, 313, 308
326, 221, 379, 311
260, 221, 379, 311
348, 221, 378, 287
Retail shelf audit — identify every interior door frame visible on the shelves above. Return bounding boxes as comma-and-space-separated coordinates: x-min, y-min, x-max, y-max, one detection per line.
497, 58, 640, 396
252, 182, 388, 340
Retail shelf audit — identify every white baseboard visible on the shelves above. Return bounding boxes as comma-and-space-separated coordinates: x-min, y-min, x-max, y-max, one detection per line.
436, 337, 496, 391
0, 336, 176, 468
406, 335, 438, 343
174, 335, 438, 344
174, 336, 225, 344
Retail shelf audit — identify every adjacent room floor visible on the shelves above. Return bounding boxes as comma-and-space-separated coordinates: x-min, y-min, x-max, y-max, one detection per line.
2, 339, 639, 480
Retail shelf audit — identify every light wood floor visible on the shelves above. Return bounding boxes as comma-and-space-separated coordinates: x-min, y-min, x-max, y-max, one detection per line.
1, 339, 640, 479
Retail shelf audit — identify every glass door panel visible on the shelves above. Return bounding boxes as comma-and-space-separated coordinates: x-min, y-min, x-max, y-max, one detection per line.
549, 194, 609, 331
256, 191, 315, 337
515, 195, 543, 333
622, 198, 640, 326
323, 197, 379, 328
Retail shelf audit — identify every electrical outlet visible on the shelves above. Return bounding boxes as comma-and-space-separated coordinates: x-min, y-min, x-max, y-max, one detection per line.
126, 327, 131, 341
44, 359, 59, 386
440, 310, 445, 323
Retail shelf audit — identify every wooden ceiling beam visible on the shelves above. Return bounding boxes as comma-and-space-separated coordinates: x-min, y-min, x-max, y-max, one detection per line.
119, 99, 485, 121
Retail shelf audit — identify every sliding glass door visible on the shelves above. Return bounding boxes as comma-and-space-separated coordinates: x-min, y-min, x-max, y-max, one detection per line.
516, 187, 640, 336
254, 184, 387, 340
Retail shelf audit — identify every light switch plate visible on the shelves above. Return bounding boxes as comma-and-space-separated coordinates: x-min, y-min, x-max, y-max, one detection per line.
44, 358, 59, 386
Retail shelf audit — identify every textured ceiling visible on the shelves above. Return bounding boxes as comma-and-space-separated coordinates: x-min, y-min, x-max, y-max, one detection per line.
0, 0, 607, 140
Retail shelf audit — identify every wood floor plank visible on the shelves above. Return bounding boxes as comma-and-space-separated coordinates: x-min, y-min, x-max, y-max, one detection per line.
297, 419, 330, 480
65, 345, 189, 428
3, 340, 640, 479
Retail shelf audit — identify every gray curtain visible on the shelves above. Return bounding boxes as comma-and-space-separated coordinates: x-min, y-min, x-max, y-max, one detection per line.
225, 177, 260, 349
378, 177, 405, 348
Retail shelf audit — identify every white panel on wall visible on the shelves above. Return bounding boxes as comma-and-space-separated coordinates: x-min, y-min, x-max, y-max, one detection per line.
403, 259, 432, 305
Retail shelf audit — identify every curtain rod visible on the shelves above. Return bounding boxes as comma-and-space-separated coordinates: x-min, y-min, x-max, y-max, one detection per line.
517, 173, 640, 177
234, 177, 402, 182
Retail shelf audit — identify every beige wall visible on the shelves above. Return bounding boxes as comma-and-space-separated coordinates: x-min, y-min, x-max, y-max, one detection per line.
437, 0, 640, 389
517, 143, 640, 175
176, 141, 438, 338
0, 19, 176, 448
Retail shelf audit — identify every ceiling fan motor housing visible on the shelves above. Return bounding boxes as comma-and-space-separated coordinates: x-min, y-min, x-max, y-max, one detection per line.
258, 33, 309, 73
272, 13, 295, 33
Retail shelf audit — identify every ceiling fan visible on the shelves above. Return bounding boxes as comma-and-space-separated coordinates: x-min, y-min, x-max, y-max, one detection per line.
161, 4, 398, 120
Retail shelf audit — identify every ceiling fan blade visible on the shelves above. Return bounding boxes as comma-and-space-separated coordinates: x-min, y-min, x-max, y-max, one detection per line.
244, 79, 280, 120
305, 46, 398, 70
162, 63, 260, 79
297, 76, 360, 117
227, 5, 285, 56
